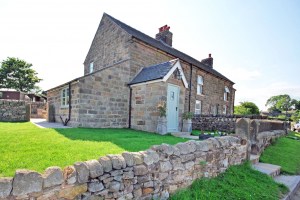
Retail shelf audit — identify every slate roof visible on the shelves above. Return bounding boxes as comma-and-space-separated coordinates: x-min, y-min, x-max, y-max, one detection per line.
129, 60, 176, 85
105, 13, 234, 84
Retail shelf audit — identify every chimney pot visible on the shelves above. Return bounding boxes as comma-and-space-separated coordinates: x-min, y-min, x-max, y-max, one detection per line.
156, 25, 173, 46
209, 53, 211, 58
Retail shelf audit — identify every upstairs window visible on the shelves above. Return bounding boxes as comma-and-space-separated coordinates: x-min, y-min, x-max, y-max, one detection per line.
89, 62, 94, 73
197, 76, 203, 95
224, 86, 230, 101
61, 87, 69, 107
195, 100, 202, 114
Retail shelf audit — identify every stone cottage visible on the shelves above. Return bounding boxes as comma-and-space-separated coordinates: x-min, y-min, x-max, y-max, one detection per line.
47, 13, 235, 133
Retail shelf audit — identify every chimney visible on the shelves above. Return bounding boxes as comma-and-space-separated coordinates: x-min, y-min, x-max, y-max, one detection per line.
201, 54, 213, 68
155, 25, 173, 46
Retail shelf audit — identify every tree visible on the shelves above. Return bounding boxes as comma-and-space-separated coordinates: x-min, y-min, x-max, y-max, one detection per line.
0, 57, 42, 92
291, 110, 300, 123
295, 100, 300, 110
234, 101, 260, 115
265, 94, 297, 112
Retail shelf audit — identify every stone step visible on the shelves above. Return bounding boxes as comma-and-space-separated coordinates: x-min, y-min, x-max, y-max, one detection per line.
250, 154, 260, 165
252, 163, 281, 178
274, 175, 300, 200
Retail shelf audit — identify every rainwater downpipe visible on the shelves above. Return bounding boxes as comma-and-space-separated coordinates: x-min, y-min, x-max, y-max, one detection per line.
188, 63, 193, 112
128, 86, 132, 129
68, 82, 71, 121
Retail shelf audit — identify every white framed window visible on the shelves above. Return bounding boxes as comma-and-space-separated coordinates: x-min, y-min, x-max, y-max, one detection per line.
212, 105, 217, 116
223, 105, 227, 115
195, 100, 202, 114
61, 87, 69, 107
197, 75, 203, 95
89, 62, 94, 73
224, 86, 230, 101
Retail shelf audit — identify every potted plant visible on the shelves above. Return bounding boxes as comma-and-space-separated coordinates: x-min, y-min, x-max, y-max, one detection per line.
182, 112, 194, 132
157, 101, 167, 135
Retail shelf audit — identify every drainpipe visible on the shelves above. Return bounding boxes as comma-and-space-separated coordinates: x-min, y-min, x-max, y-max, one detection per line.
68, 82, 71, 121
188, 63, 193, 112
232, 89, 235, 115
128, 86, 132, 128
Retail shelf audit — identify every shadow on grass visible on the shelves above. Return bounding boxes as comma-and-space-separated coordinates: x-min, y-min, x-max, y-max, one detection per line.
54, 128, 187, 152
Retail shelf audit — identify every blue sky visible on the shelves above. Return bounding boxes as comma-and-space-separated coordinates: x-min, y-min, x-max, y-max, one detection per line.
0, 0, 299, 110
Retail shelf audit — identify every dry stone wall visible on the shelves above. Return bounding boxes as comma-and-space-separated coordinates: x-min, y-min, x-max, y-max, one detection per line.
0, 136, 248, 200
0, 100, 30, 122
192, 115, 237, 132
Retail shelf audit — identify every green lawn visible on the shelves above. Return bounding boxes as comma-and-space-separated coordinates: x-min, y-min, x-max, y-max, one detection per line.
260, 131, 300, 174
171, 162, 288, 200
0, 122, 187, 177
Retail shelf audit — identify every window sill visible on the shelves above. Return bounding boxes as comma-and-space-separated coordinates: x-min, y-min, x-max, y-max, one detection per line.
60, 105, 69, 109
197, 93, 205, 97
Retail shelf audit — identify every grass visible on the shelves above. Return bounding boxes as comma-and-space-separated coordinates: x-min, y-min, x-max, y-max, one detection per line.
171, 162, 288, 200
0, 122, 187, 177
260, 131, 300, 175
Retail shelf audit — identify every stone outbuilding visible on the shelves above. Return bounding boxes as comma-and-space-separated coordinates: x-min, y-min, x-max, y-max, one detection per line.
47, 13, 235, 133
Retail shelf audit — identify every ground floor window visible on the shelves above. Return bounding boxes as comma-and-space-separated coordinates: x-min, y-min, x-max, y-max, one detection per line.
195, 100, 201, 114
223, 105, 227, 114
61, 87, 69, 107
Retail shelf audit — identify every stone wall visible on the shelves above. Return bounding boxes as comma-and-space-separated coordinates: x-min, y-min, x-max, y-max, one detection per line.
192, 115, 237, 132
0, 136, 248, 200
131, 73, 186, 133
47, 82, 80, 127
77, 60, 130, 128
83, 14, 131, 75
30, 102, 47, 118
130, 39, 235, 116
0, 100, 30, 122
235, 118, 286, 155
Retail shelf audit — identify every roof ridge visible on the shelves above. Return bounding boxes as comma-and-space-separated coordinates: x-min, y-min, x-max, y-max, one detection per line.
104, 13, 234, 84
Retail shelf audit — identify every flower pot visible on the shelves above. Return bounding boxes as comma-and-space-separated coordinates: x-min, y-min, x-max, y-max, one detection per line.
157, 116, 167, 135
182, 119, 192, 132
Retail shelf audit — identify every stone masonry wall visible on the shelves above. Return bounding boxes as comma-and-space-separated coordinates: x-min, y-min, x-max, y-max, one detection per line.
83, 14, 131, 75
129, 39, 235, 116
30, 102, 47, 118
131, 72, 186, 133
0, 100, 30, 122
235, 118, 286, 155
77, 60, 131, 128
192, 115, 237, 133
47, 82, 80, 127
0, 136, 248, 200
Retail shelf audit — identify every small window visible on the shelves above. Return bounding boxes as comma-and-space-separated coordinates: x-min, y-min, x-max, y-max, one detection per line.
224, 86, 230, 101
89, 62, 94, 73
61, 88, 69, 107
195, 100, 202, 114
223, 105, 227, 115
197, 76, 203, 95
212, 105, 217, 116
0, 92, 3, 98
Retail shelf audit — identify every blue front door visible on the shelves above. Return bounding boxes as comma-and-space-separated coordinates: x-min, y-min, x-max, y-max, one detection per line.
167, 84, 179, 132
